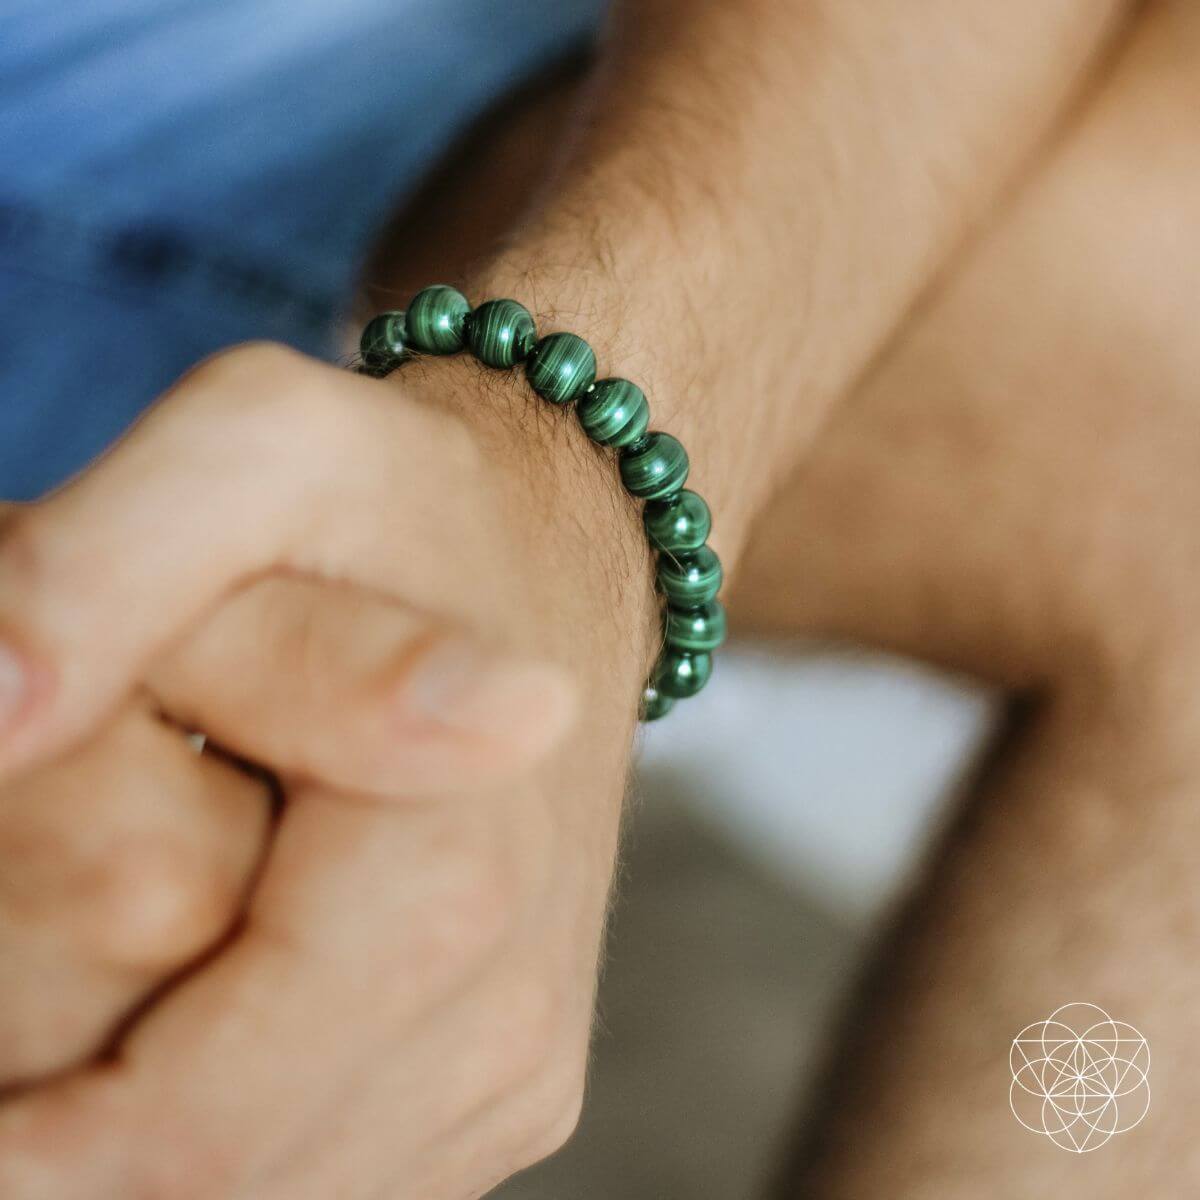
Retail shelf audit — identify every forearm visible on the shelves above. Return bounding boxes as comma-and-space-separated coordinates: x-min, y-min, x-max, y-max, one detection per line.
778, 690, 1200, 1194
471, 0, 1129, 559
735, 3, 1200, 1189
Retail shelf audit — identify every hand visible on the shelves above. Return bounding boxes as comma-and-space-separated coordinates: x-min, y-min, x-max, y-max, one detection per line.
0, 339, 596, 1093
0, 344, 654, 1197
0, 704, 270, 1087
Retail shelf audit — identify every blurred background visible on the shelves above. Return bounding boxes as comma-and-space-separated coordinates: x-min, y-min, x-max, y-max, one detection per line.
493, 644, 996, 1198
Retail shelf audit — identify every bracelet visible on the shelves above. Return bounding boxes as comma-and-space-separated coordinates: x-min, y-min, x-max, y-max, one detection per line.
355, 284, 726, 722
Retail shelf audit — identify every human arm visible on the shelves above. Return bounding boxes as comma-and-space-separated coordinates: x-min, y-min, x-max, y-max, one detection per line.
734, 3, 1200, 1190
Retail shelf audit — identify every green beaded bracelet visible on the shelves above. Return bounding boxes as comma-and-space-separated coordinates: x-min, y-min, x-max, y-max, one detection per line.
355, 283, 727, 721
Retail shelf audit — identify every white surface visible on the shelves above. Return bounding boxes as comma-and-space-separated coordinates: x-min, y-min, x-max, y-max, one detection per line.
638, 643, 998, 925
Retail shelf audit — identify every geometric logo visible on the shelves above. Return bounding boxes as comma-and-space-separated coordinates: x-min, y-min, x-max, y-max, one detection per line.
1010, 1003, 1150, 1153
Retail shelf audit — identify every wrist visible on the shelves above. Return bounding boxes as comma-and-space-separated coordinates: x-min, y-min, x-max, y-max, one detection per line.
364, 268, 754, 719
464, 247, 780, 575
396, 352, 659, 715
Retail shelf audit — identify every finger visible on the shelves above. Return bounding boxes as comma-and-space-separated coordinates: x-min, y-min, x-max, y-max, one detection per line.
0, 775, 553, 1197
146, 576, 579, 796
0, 705, 270, 1087
0, 961, 564, 1200
0, 343, 513, 775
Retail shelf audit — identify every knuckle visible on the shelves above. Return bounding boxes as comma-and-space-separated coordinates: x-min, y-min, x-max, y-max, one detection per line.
88, 837, 240, 970
181, 341, 324, 432
172, 343, 363, 514
254, 358, 377, 484
179, 342, 493, 513
189, 340, 305, 391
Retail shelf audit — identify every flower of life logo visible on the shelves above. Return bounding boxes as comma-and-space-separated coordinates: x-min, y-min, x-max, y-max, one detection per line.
1009, 1003, 1149, 1153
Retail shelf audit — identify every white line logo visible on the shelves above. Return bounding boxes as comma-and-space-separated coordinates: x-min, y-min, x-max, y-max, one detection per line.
1010, 1003, 1149, 1153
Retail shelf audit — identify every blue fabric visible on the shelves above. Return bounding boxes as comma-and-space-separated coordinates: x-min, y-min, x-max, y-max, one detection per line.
0, 0, 608, 498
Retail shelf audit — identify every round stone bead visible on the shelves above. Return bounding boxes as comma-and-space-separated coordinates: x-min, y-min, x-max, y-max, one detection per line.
665, 600, 727, 653
405, 284, 471, 355
643, 489, 711, 553
619, 432, 689, 501
639, 683, 675, 722
655, 649, 713, 700
525, 333, 596, 404
467, 298, 536, 368
577, 378, 650, 448
656, 545, 723, 609
359, 310, 408, 375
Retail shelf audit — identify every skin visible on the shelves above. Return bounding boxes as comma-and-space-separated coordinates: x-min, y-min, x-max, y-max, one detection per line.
750, 2, 1200, 1191
0, 352, 639, 1198
0, 704, 271, 1085
0, 0, 1153, 1195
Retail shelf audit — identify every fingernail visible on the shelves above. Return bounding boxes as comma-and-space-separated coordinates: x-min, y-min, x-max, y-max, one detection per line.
404, 637, 574, 739
0, 640, 30, 733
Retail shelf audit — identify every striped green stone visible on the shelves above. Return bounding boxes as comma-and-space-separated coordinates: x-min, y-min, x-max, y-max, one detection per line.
655, 649, 713, 700
577, 378, 650, 447
656, 545, 722, 609
665, 600, 727, 653
467, 298, 536, 368
643, 489, 711, 553
619, 432, 689, 501
525, 333, 596, 404
405, 284, 471, 355
359, 311, 408, 376
639, 683, 675, 722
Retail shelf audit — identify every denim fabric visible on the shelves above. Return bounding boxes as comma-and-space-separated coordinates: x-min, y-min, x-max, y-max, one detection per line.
0, 0, 608, 498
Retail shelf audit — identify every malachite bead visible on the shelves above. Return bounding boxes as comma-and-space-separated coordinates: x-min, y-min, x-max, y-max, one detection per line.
525, 333, 597, 404
657, 544, 723, 609
467, 298, 536, 368
643, 489, 711, 553
655, 649, 713, 700
619, 432, 689, 501
577, 378, 650, 448
405, 284, 471, 355
639, 683, 675, 722
359, 311, 408, 376
664, 600, 727, 653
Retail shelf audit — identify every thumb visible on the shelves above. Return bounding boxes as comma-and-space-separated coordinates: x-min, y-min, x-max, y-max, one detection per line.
0, 344, 508, 777
145, 576, 578, 797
